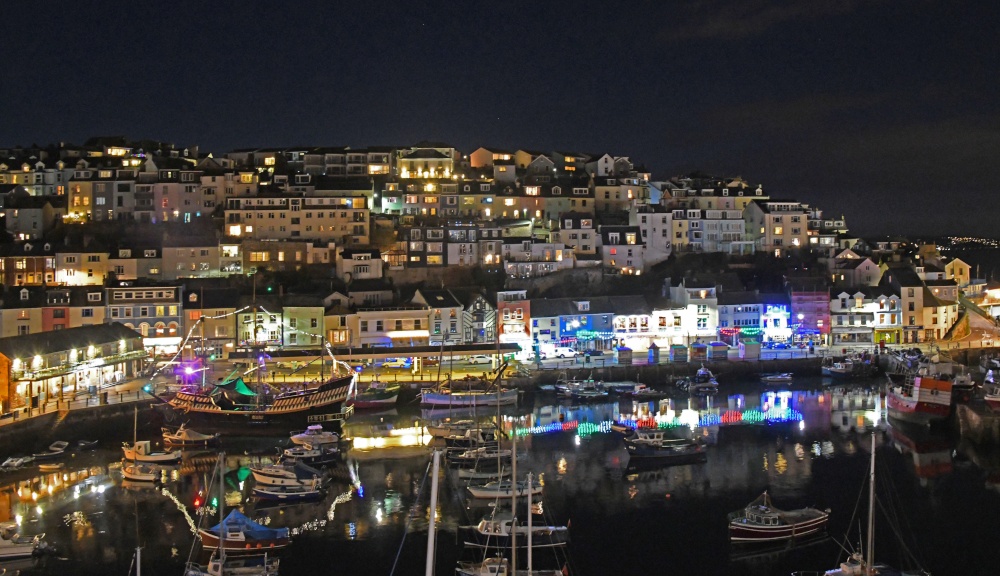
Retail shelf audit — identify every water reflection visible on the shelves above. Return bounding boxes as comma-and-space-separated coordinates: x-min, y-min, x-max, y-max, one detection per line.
0, 380, 994, 576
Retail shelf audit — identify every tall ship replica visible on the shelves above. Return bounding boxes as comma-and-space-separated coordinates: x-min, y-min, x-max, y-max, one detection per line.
161, 342, 356, 428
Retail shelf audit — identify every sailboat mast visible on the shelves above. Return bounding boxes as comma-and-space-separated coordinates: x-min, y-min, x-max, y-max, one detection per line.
219, 452, 226, 564
511, 431, 517, 574
527, 471, 533, 574
866, 432, 875, 575
425, 450, 441, 576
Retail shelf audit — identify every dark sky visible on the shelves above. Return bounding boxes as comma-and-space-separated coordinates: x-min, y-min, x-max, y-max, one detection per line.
4, 1, 999, 237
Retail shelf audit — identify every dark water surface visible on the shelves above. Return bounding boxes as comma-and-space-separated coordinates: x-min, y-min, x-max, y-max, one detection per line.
3, 376, 1000, 576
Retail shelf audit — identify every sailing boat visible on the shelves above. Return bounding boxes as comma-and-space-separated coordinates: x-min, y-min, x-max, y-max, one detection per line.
795, 432, 929, 576
122, 407, 160, 483
187, 453, 281, 576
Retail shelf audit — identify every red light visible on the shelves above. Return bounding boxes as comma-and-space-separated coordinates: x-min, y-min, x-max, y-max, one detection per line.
193, 497, 202, 508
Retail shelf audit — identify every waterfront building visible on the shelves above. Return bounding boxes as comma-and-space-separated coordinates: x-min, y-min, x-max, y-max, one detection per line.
497, 290, 532, 360
830, 287, 902, 345
717, 292, 764, 346
412, 289, 465, 346
880, 264, 927, 344
0, 322, 146, 415
106, 281, 184, 355
182, 288, 240, 358
667, 277, 720, 344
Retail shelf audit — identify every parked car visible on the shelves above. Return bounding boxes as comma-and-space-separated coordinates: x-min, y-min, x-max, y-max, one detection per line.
380, 357, 411, 369
546, 347, 578, 359
465, 354, 494, 365
769, 342, 790, 350
422, 356, 440, 367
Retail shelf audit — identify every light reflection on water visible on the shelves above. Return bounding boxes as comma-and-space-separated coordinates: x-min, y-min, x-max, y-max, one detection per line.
0, 379, 996, 576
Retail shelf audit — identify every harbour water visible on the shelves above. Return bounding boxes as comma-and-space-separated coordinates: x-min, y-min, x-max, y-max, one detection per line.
3, 376, 1000, 576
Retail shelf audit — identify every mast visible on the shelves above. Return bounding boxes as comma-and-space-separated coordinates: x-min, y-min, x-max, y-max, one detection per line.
219, 452, 226, 566
511, 431, 517, 574
425, 450, 441, 576
866, 432, 875, 575
527, 471, 533, 574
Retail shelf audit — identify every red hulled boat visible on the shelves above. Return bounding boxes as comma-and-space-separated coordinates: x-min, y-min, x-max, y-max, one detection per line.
728, 492, 830, 543
885, 372, 953, 426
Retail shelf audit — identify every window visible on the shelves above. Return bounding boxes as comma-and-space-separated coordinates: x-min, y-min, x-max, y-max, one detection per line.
82, 308, 94, 317
360, 320, 368, 332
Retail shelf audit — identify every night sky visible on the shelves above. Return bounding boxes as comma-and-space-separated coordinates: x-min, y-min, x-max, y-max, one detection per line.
4, 1, 998, 236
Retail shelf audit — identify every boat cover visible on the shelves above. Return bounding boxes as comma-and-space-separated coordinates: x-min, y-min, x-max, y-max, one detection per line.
208, 510, 289, 540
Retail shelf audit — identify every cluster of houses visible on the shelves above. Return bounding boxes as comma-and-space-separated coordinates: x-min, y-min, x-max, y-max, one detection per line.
1, 139, 854, 281
0, 138, 985, 378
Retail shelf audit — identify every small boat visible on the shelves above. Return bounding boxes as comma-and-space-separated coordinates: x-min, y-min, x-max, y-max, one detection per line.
252, 483, 323, 502
460, 512, 569, 549
448, 446, 514, 467
122, 440, 182, 464
347, 380, 401, 409
250, 462, 324, 487
444, 428, 501, 449
76, 439, 99, 450
760, 372, 794, 384
728, 491, 830, 543
198, 509, 290, 553
280, 442, 340, 466
121, 461, 160, 483
32, 441, 69, 461
426, 419, 477, 438
185, 550, 280, 576
289, 424, 340, 446
603, 381, 643, 395
1, 457, 31, 470
630, 385, 667, 400
466, 479, 543, 500
570, 386, 609, 401
421, 388, 519, 407
162, 423, 220, 447
885, 371, 953, 427
623, 430, 707, 463
822, 360, 854, 378
38, 463, 64, 472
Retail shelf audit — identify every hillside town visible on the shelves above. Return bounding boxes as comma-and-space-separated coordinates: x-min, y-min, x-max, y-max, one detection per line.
0, 137, 994, 414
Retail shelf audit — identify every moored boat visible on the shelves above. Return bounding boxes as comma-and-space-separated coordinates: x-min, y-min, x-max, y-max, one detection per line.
885, 372, 953, 426
198, 509, 290, 553
460, 512, 569, 549
985, 384, 1000, 412
250, 461, 324, 487
466, 479, 542, 499
426, 419, 477, 438
280, 442, 340, 466
728, 491, 830, 543
32, 441, 69, 460
623, 430, 706, 463
421, 388, 519, 407
289, 424, 340, 446
347, 380, 400, 409
760, 372, 794, 384
162, 423, 220, 447
121, 461, 160, 483
822, 359, 854, 378
184, 550, 280, 576
252, 483, 323, 502
122, 440, 182, 464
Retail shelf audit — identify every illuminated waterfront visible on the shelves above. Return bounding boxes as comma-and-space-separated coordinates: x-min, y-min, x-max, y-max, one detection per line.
0, 377, 997, 575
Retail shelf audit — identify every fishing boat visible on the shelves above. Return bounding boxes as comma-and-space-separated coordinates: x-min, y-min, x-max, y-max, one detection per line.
421, 388, 518, 407
822, 359, 854, 378
76, 439, 99, 450
162, 351, 356, 428
250, 462, 324, 488
760, 372, 794, 384
570, 385, 609, 402
554, 377, 603, 397
623, 430, 707, 464
252, 483, 323, 502
444, 427, 501, 449
162, 423, 220, 447
122, 440, 182, 464
32, 441, 69, 460
448, 446, 514, 468
289, 424, 341, 446
885, 371, 953, 426
198, 509, 291, 553
727, 491, 830, 543
460, 512, 569, 549
347, 380, 400, 409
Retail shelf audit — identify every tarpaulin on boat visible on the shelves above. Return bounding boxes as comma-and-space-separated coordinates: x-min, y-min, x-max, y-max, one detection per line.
213, 378, 257, 396
209, 510, 289, 540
